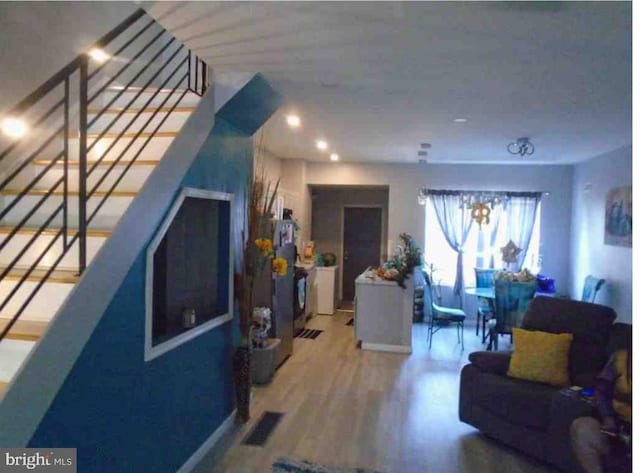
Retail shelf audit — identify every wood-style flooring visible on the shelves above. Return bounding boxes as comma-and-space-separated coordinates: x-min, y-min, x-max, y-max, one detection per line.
205, 312, 558, 473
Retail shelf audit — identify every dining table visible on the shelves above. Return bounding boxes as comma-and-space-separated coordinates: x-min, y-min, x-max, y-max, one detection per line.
465, 287, 557, 299
465, 287, 496, 299
466, 286, 556, 348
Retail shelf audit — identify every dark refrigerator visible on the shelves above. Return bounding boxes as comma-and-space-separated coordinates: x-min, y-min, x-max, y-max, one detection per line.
252, 220, 295, 368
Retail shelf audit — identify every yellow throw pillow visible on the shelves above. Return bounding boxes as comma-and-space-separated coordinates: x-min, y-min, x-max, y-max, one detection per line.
507, 328, 573, 387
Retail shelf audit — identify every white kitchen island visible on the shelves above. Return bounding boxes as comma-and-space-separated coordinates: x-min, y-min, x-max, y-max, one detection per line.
354, 271, 414, 354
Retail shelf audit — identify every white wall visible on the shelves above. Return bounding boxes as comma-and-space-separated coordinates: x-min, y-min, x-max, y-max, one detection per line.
305, 162, 574, 296
0, 2, 137, 113
279, 159, 312, 246
255, 147, 283, 188
569, 145, 632, 322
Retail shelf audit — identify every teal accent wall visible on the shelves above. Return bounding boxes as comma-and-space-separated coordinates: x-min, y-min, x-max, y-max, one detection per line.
28, 77, 283, 471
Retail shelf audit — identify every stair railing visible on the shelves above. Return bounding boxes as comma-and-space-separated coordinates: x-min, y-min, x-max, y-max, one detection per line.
0, 8, 209, 341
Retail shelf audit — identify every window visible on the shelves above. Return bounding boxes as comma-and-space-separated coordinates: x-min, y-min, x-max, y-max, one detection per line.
424, 198, 541, 288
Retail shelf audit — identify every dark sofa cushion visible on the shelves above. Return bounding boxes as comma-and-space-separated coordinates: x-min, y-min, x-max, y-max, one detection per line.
472, 371, 557, 430
521, 297, 616, 388
468, 351, 511, 375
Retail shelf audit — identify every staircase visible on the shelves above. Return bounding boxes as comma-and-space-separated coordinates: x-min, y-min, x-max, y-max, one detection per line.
0, 10, 208, 397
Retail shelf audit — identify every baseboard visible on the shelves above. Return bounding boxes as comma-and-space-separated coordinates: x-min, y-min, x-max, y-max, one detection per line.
176, 409, 237, 473
361, 342, 412, 354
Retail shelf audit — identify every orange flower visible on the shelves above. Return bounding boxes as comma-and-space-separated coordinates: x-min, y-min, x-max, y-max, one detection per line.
254, 238, 273, 256
272, 257, 288, 276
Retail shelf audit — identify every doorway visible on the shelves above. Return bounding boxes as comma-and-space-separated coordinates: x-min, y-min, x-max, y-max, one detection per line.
342, 206, 383, 301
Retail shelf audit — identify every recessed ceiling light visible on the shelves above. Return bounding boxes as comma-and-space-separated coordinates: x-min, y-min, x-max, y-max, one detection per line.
453, 118, 468, 123
316, 140, 328, 151
88, 48, 110, 63
286, 114, 301, 128
1, 117, 27, 139
330, 153, 339, 161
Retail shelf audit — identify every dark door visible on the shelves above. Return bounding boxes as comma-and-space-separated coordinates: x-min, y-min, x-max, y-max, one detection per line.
342, 207, 382, 301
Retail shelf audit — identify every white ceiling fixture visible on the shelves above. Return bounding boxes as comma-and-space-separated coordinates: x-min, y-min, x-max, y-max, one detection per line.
453, 118, 468, 123
330, 153, 339, 161
507, 137, 535, 157
316, 140, 328, 151
1, 117, 27, 139
146, 2, 631, 164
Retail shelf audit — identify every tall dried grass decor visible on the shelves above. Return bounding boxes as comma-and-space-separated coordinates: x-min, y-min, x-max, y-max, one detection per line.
233, 171, 280, 423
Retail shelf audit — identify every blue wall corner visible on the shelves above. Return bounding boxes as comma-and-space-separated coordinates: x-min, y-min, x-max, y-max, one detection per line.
28, 118, 252, 472
216, 73, 284, 135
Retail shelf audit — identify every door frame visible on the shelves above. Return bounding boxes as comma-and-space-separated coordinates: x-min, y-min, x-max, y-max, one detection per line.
339, 205, 386, 301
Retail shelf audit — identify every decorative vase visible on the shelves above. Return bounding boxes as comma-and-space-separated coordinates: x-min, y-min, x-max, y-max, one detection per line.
233, 343, 252, 423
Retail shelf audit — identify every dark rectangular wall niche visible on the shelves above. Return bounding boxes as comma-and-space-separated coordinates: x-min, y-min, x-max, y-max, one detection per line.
152, 196, 230, 345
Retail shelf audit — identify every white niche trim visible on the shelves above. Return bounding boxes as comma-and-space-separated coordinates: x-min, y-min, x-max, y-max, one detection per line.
144, 187, 234, 362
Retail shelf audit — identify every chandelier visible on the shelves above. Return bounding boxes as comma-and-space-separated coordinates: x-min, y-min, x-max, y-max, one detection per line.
507, 137, 535, 157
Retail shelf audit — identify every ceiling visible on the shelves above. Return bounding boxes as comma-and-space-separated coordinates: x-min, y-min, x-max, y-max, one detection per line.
144, 1, 632, 165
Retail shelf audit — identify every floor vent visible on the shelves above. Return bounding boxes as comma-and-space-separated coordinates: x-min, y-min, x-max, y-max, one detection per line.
295, 329, 324, 339
242, 411, 284, 446
346, 318, 354, 326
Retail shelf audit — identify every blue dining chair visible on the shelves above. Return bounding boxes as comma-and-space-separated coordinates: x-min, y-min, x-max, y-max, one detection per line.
423, 271, 466, 350
474, 268, 497, 342
488, 279, 537, 350
581, 275, 605, 303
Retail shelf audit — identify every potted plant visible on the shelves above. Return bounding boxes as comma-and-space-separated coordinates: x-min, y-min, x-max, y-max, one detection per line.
377, 233, 423, 288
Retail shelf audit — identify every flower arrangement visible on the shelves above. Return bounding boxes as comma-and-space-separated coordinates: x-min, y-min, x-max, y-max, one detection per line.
254, 238, 273, 257
272, 257, 288, 276
376, 233, 423, 288
494, 268, 536, 282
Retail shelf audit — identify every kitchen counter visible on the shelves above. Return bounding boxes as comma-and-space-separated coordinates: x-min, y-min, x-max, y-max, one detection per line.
354, 271, 414, 354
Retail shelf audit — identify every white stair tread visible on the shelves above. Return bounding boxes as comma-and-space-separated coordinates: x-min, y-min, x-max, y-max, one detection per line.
2, 189, 138, 197
88, 106, 196, 114
0, 226, 111, 238
0, 267, 79, 284
107, 86, 191, 94
34, 159, 159, 167
0, 339, 35, 382
87, 131, 178, 139
0, 318, 47, 341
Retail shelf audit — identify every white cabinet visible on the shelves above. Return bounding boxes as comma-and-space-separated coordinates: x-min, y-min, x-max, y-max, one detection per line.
316, 266, 339, 315
354, 272, 414, 353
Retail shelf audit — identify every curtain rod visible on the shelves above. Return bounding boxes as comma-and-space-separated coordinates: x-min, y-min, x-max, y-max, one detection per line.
425, 189, 551, 197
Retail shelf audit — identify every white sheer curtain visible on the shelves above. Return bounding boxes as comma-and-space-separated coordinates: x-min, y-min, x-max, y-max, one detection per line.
429, 192, 474, 297
503, 194, 542, 271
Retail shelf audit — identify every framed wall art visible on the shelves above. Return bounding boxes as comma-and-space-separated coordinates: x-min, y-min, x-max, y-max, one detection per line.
604, 185, 632, 247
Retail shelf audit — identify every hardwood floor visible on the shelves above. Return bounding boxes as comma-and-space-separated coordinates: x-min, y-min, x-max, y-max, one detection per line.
206, 312, 557, 473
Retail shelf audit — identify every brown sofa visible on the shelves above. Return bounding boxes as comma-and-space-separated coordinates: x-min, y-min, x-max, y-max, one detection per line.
459, 297, 631, 472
